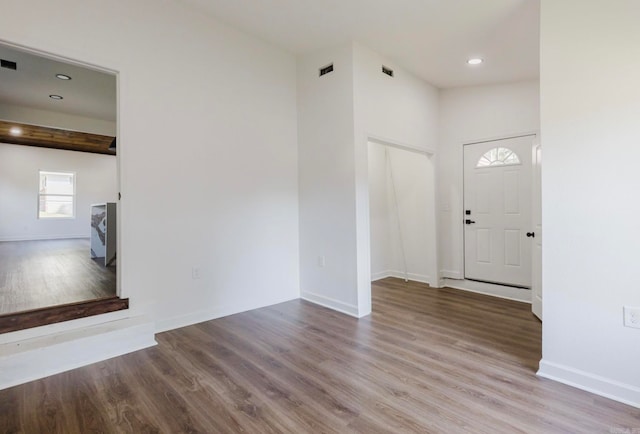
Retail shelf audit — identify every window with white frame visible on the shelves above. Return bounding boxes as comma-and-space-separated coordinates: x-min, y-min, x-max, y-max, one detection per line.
38, 171, 75, 219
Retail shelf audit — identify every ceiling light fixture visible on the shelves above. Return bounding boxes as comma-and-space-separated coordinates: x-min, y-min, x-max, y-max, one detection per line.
49, 94, 63, 100
467, 58, 483, 65
9, 127, 22, 136
55, 73, 72, 80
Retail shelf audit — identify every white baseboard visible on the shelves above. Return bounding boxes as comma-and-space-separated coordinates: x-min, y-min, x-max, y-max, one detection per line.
374, 274, 529, 303
0, 234, 88, 242
398, 271, 431, 285
371, 270, 391, 281
441, 269, 462, 279
300, 291, 361, 318
371, 270, 433, 286
442, 278, 531, 303
0, 315, 156, 390
538, 359, 640, 409
155, 294, 299, 333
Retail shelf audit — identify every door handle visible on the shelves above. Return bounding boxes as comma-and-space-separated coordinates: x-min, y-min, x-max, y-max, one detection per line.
465, 219, 476, 225
526, 232, 535, 238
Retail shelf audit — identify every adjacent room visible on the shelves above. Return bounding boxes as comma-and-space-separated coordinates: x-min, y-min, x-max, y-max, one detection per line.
0, 0, 638, 432
0, 44, 123, 328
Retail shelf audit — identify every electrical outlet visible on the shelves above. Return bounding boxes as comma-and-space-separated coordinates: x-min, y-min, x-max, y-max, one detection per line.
317, 256, 325, 268
192, 266, 201, 280
623, 306, 640, 329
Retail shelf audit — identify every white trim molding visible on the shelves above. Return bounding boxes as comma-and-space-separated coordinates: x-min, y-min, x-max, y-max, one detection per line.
155, 294, 299, 333
461, 131, 539, 147
371, 271, 433, 286
0, 315, 156, 390
371, 270, 392, 282
301, 291, 361, 318
442, 278, 531, 303
366, 133, 435, 156
440, 269, 463, 280
538, 359, 640, 409
0, 234, 88, 242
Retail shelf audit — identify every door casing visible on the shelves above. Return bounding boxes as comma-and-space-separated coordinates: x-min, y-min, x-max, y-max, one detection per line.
463, 134, 536, 288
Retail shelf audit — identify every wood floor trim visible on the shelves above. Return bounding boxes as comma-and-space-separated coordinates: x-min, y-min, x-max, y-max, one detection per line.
0, 297, 129, 334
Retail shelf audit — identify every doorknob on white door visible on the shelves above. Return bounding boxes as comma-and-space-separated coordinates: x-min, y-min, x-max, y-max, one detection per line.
526, 232, 535, 238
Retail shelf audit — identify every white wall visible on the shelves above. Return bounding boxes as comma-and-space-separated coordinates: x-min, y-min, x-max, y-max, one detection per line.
438, 81, 540, 287
0, 0, 299, 361
368, 142, 435, 284
353, 44, 439, 312
538, 0, 640, 407
0, 103, 116, 136
0, 143, 117, 241
298, 43, 440, 317
353, 43, 439, 151
368, 142, 391, 279
297, 44, 359, 316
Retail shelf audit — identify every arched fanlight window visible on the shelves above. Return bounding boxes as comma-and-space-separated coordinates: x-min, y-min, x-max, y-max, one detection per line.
476, 147, 521, 168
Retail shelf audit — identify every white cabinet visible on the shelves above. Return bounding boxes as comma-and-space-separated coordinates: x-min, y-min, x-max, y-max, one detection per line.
90, 203, 116, 266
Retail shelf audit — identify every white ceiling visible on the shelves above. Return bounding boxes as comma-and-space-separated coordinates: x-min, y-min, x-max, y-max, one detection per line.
0, 44, 116, 122
0, 1, 538, 121
182, 0, 540, 88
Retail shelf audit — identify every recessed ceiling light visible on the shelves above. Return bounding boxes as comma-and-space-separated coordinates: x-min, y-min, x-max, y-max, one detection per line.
467, 58, 483, 65
55, 73, 72, 80
9, 127, 22, 136
49, 94, 63, 100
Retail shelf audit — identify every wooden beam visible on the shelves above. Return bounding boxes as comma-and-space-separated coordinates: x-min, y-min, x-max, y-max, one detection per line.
0, 297, 128, 334
0, 120, 116, 155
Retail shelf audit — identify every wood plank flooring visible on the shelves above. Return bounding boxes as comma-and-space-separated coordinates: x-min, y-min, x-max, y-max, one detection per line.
0, 296, 129, 334
0, 238, 116, 314
1, 278, 638, 433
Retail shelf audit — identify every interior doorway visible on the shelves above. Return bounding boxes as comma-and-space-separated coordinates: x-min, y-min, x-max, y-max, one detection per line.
368, 140, 437, 286
463, 135, 535, 288
0, 41, 124, 331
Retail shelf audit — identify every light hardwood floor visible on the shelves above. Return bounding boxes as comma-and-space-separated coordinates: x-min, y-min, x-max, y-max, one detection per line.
0, 238, 116, 314
0, 278, 638, 433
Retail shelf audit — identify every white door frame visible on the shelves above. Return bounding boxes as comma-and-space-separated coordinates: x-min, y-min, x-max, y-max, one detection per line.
0, 38, 124, 299
459, 132, 540, 299
360, 133, 440, 315
531, 138, 543, 320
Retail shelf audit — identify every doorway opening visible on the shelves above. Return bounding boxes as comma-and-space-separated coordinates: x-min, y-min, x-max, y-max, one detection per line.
462, 133, 541, 320
0, 41, 126, 332
463, 135, 533, 288
367, 139, 437, 287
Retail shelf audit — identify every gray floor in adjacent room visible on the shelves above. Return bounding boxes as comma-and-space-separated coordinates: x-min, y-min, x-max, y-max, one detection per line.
0, 238, 116, 315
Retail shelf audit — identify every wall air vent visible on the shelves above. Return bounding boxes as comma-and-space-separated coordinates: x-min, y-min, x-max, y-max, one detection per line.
319, 63, 334, 77
382, 66, 394, 77
1, 59, 17, 70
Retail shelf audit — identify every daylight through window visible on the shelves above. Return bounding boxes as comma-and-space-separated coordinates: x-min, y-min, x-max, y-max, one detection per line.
38, 171, 75, 219
476, 147, 521, 168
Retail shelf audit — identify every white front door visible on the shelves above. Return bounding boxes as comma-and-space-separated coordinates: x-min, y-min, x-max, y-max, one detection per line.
531, 142, 542, 319
463, 135, 534, 288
